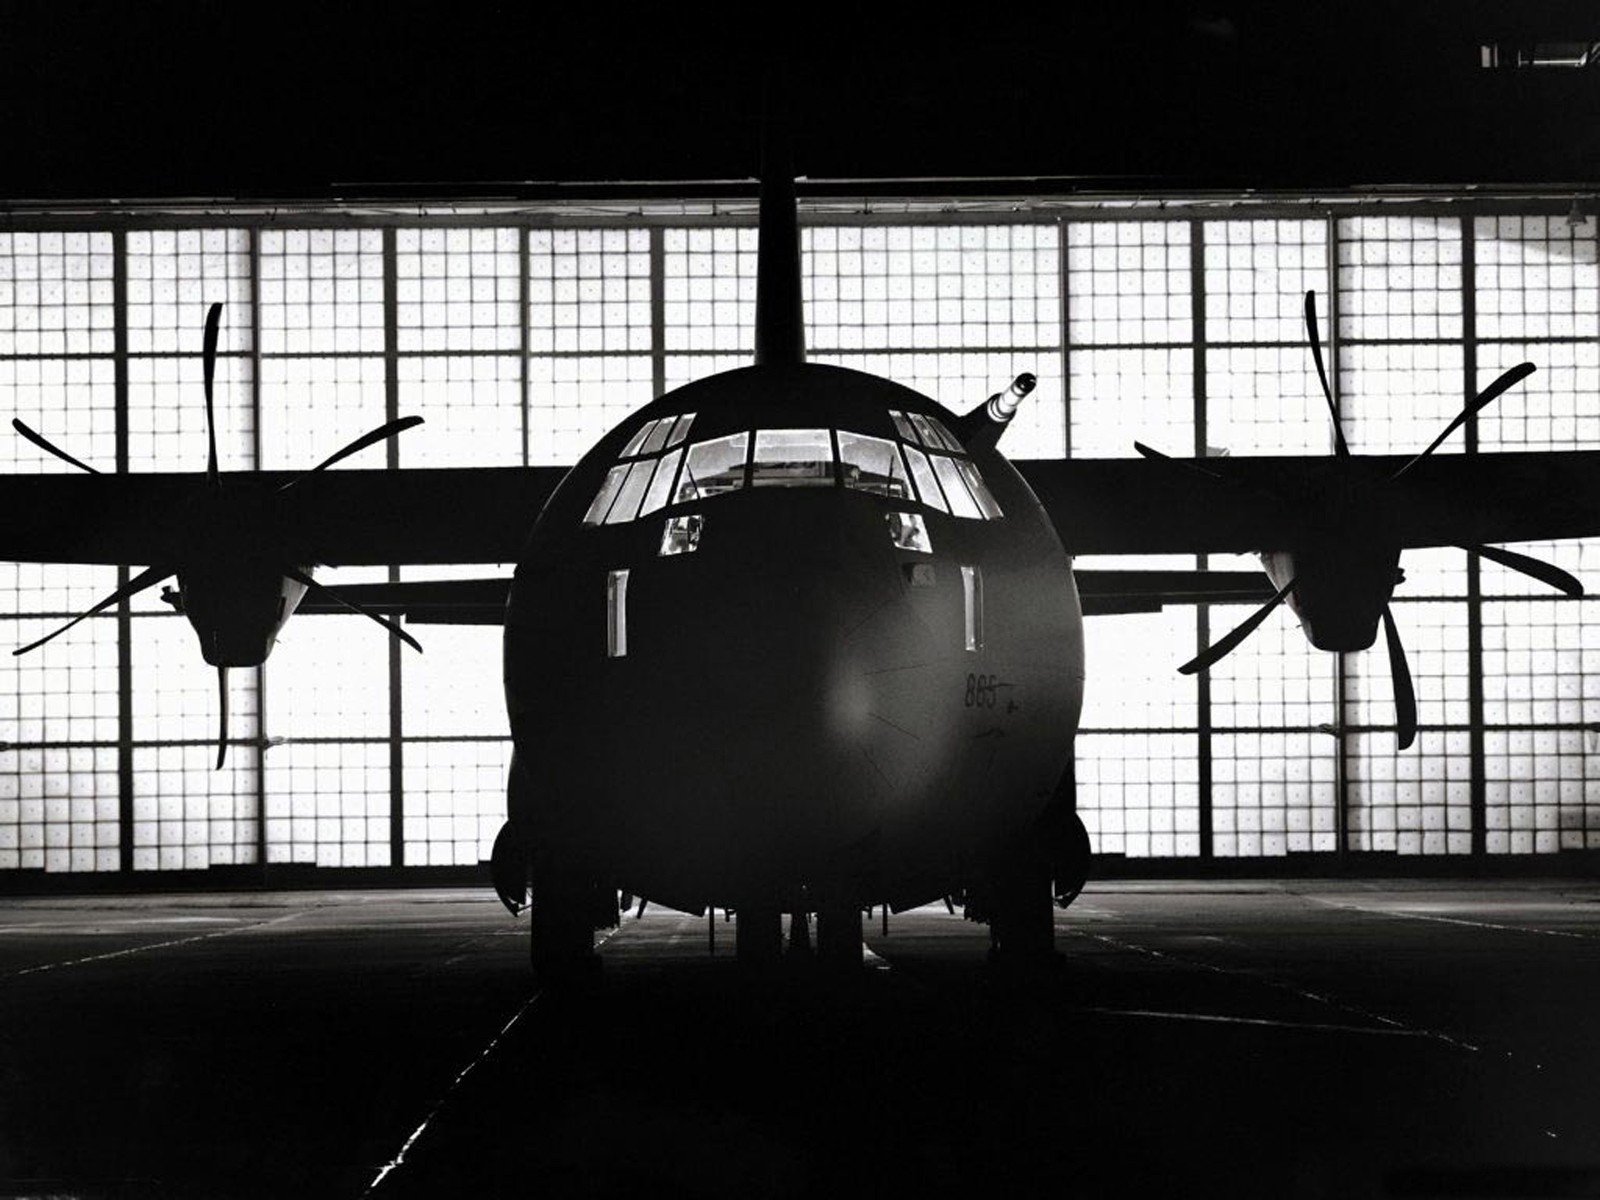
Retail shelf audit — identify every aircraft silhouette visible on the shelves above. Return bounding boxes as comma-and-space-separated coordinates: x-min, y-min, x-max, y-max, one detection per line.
2, 162, 1596, 976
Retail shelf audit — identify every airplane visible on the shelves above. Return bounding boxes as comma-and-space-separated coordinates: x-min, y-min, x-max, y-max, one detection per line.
2, 156, 1597, 979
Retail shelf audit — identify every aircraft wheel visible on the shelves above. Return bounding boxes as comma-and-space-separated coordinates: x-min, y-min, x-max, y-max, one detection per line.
986, 863, 1056, 966
815, 905, 863, 968
735, 905, 783, 966
529, 870, 600, 984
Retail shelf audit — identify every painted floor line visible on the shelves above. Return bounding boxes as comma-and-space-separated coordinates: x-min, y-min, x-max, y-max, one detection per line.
363, 925, 620, 1196
362, 990, 543, 1195
1297, 894, 1600, 941
1078, 1005, 1433, 1037
5, 909, 309, 979
1072, 928, 1482, 1053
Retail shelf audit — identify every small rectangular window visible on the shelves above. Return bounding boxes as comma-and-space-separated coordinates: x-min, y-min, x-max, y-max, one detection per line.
640, 417, 673, 456
933, 454, 984, 519
665, 413, 696, 448
676, 433, 751, 502
838, 431, 913, 499
890, 410, 920, 442
886, 511, 932, 553
659, 514, 703, 556
607, 569, 629, 657
604, 459, 655, 525
751, 428, 835, 488
619, 421, 657, 459
909, 413, 962, 452
961, 565, 983, 652
902, 446, 948, 513
955, 459, 1004, 519
583, 463, 631, 526
638, 448, 684, 517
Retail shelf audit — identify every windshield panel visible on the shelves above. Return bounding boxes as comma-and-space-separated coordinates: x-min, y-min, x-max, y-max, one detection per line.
956, 458, 1003, 519
639, 447, 684, 517
665, 413, 696, 448
890, 411, 920, 443
583, 463, 632, 525
619, 421, 657, 459
932, 454, 983, 519
751, 428, 835, 488
838, 431, 912, 499
604, 459, 655, 525
640, 417, 673, 456
902, 446, 948, 513
676, 432, 751, 502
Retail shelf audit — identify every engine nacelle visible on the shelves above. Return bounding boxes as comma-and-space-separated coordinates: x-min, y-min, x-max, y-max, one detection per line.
179, 559, 309, 667
1262, 542, 1401, 652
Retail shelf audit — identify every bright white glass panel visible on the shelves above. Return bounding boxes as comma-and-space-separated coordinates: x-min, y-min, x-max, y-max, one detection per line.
131, 616, 260, 745
401, 739, 511, 865
127, 354, 254, 473
0, 615, 118, 744
0, 231, 115, 355
664, 227, 755, 353
265, 615, 388, 739
258, 229, 384, 354
1211, 731, 1338, 856
130, 745, 258, 870
527, 354, 653, 465
1074, 732, 1201, 858
0, 745, 118, 872
396, 227, 520, 352
806, 224, 1060, 352
401, 624, 507, 738
1474, 214, 1600, 340
125, 228, 252, 354
263, 741, 389, 866
529, 228, 650, 354
1484, 727, 1600, 853
1335, 215, 1463, 341
1079, 608, 1198, 729
0, 356, 115, 473
1202, 219, 1329, 345
1346, 729, 1472, 855
1066, 220, 1191, 346
397, 354, 522, 467
259, 354, 388, 471
1068, 347, 1193, 459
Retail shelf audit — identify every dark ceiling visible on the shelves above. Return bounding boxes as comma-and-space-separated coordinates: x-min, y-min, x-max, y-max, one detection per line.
2, 1, 1598, 202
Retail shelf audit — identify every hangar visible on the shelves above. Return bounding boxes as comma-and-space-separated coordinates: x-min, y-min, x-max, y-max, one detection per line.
1, 5, 1598, 1196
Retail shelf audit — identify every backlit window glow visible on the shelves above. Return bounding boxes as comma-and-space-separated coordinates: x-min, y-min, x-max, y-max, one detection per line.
933, 454, 984, 519
677, 432, 751, 501
886, 511, 932, 553
751, 428, 834, 487
603, 459, 654, 525
639, 448, 684, 517
583, 463, 631, 525
902, 446, 949, 513
839, 431, 914, 499
659, 514, 703, 556
956, 458, 1004, 519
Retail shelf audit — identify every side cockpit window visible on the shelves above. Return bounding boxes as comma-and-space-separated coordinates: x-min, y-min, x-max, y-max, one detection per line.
583, 413, 698, 526
889, 409, 1003, 520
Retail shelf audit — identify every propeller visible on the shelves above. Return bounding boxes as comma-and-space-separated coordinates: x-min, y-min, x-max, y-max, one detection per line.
11, 301, 426, 768
1155, 289, 1574, 749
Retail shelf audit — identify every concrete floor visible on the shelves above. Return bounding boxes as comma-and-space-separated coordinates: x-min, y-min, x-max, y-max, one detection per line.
1, 882, 1598, 1198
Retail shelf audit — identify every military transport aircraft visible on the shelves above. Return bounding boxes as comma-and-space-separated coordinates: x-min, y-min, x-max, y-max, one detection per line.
2, 161, 1596, 977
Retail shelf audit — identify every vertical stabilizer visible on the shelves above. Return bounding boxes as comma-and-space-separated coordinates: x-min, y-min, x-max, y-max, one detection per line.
755, 104, 805, 366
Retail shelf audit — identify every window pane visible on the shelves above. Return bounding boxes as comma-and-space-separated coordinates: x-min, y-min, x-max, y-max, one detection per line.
677, 433, 750, 501
751, 429, 834, 488
838, 431, 912, 499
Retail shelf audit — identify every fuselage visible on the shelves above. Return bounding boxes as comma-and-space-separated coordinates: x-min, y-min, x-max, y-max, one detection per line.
504, 363, 1084, 914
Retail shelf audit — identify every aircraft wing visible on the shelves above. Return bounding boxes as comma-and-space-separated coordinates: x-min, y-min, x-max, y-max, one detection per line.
0, 466, 569, 566
1016, 451, 1600, 555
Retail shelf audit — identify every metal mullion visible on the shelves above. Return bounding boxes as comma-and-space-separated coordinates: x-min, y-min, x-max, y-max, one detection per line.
520, 226, 530, 467
1058, 216, 1071, 459
383, 228, 405, 869
113, 229, 133, 874
1462, 216, 1487, 858
250, 227, 268, 874
1327, 214, 1350, 861
1189, 220, 1212, 859
650, 227, 666, 398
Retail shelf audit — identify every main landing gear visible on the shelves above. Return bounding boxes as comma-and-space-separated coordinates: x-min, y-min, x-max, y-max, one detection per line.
528, 865, 615, 986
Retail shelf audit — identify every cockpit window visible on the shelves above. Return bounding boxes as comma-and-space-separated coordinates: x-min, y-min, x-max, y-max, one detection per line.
583, 463, 631, 526
751, 428, 835, 488
838, 431, 913, 500
639, 447, 684, 517
932, 454, 984, 519
604, 459, 655, 525
665, 413, 696, 448
583, 408, 1002, 528
676, 432, 751, 502
901, 445, 948, 514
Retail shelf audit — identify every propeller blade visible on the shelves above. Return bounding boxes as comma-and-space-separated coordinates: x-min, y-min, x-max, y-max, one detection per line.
11, 419, 100, 474
1381, 604, 1418, 750
1178, 577, 1297, 675
1464, 543, 1584, 597
13, 564, 174, 656
1304, 291, 1349, 458
281, 566, 423, 653
278, 416, 425, 491
202, 303, 222, 485
1391, 362, 1536, 481
215, 666, 229, 770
